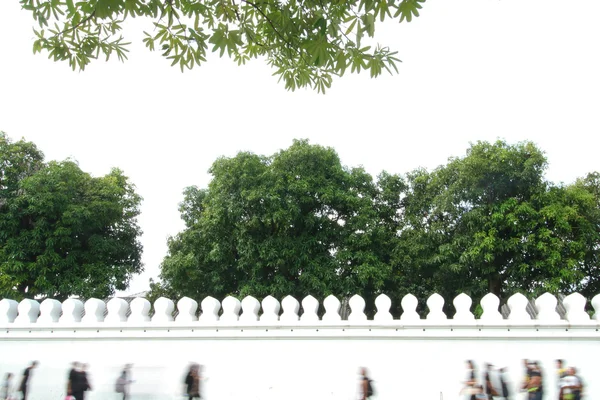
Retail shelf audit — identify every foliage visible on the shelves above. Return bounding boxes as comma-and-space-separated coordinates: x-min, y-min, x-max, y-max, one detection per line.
0, 132, 143, 300
155, 139, 600, 312
19, 0, 427, 92
395, 141, 600, 305
158, 139, 403, 307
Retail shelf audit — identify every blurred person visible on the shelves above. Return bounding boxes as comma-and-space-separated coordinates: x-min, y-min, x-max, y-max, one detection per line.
465, 360, 477, 387
18, 361, 38, 400
536, 362, 545, 400
521, 360, 531, 391
1, 373, 14, 400
358, 367, 373, 400
67, 362, 79, 398
484, 364, 499, 398
69, 363, 89, 400
571, 367, 584, 400
556, 360, 567, 400
184, 364, 201, 400
558, 368, 581, 400
461, 360, 477, 399
498, 367, 510, 400
115, 371, 127, 400
115, 365, 133, 400
526, 362, 543, 400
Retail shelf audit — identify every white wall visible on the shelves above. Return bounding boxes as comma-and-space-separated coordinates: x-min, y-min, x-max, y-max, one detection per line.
0, 292, 599, 400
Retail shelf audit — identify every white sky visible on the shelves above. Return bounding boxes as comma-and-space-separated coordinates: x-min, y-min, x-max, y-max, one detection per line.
1, 0, 599, 295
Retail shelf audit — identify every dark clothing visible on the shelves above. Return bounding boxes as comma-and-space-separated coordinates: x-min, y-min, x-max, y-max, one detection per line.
69, 369, 90, 400
500, 376, 509, 399
68, 369, 77, 384
185, 372, 200, 399
362, 376, 371, 400
68, 369, 76, 394
530, 371, 541, 383
120, 370, 129, 400
19, 367, 32, 400
72, 391, 85, 400
19, 368, 30, 391
528, 370, 542, 400
71, 371, 89, 392
75, 371, 88, 392
185, 372, 193, 394
484, 372, 492, 396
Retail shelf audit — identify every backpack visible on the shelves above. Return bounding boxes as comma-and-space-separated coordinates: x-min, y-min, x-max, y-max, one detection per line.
366, 379, 374, 397
115, 377, 126, 393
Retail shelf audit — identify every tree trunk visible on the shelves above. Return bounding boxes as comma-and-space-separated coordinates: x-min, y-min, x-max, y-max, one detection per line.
488, 275, 502, 298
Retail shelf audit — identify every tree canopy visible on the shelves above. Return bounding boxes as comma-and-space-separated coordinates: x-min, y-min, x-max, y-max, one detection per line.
20, 0, 426, 92
0, 132, 143, 300
396, 142, 600, 305
156, 139, 600, 312
157, 139, 401, 305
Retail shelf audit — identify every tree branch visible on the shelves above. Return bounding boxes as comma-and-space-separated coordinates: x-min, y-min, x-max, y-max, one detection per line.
241, 0, 289, 47
54, 10, 96, 38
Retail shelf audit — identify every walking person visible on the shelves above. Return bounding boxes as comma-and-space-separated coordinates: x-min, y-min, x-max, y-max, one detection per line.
466, 360, 477, 387
184, 364, 201, 400
484, 364, 499, 399
558, 368, 581, 400
526, 362, 543, 400
358, 367, 374, 400
461, 360, 478, 400
67, 362, 79, 400
556, 360, 567, 400
18, 361, 38, 400
571, 367, 584, 400
115, 364, 133, 400
498, 368, 510, 400
1, 373, 14, 400
69, 363, 87, 400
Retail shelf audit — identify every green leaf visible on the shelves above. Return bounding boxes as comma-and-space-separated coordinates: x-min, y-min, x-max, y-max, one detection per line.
19, 0, 425, 91
32, 40, 43, 54
394, 0, 425, 23
361, 13, 375, 37
66, 0, 76, 14
345, 18, 357, 36
314, 16, 327, 36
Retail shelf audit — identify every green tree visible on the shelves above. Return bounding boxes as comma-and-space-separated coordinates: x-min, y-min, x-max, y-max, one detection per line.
156, 139, 600, 313
0, 132, 143, 300
396, 140, 600, 306
158, 139, 403, 306
556, 172, 600, 298
20, 0, 426, 92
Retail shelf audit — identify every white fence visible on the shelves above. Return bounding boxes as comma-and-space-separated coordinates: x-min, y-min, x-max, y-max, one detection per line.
0, 292, 599, 400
